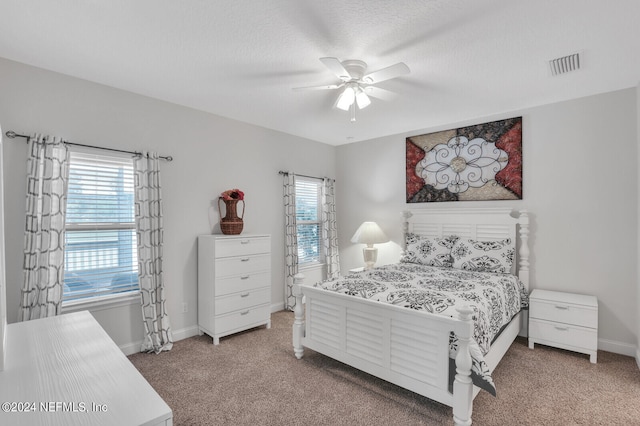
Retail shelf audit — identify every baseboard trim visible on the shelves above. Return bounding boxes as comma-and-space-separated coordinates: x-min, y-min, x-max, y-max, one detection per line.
173, 324, 200, 342
119, 324, 200, 356
271, 301, 285, 313
119, 308, 290, 356
118, 322, 639, 361
120, 340, 143, 356
598, 338, 637, 357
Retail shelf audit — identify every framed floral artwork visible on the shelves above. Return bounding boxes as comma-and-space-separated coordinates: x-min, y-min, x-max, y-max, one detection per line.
406, 117, 522, 203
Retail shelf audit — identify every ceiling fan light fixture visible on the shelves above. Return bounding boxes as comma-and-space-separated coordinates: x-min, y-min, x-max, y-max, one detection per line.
355, 87, 371, 109
295, 57, 410, 120
336, 85, 355, 111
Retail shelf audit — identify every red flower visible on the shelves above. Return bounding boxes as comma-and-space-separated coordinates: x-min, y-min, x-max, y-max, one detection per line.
221, 189, 244, 200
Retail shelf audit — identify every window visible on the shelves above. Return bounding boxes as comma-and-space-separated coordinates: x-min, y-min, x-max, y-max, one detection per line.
63, 152, 138, 303
295, 178, 323, 265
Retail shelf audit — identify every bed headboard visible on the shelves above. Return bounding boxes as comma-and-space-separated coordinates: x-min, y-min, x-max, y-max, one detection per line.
402, 208, 530, 291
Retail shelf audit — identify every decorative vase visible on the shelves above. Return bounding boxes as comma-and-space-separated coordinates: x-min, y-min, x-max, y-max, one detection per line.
218, 198, 244, 235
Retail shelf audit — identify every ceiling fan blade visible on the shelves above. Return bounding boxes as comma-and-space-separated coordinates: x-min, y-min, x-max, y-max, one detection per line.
292, 83, 344, 91
363, 86, 397, 101
319, 57, 352, 81
362, 62, 410, 84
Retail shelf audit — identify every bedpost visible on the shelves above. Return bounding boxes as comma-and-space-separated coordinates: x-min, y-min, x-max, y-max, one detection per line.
401, 210, 413, 256
453, 306, 474, 426
292, 273, 305, 360
518, 210, 530, 291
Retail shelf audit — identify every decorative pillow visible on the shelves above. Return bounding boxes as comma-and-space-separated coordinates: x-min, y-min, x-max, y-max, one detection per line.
401, 234, 459, 267
450, 238, 514, 274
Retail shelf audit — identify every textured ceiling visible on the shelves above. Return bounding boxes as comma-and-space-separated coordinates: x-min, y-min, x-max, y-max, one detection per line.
1, 0, 639, 145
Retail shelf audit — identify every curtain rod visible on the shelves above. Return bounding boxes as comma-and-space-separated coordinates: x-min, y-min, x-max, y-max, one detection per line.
4, 130, 173, 161
278, 170, 334, 181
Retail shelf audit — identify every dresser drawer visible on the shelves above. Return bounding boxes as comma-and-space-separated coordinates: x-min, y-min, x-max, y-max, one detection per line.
216, 272, 270, 296
215, 288, 270, 315
215, 304, 270, 334
530, 299, 597, 328
215, 254, 270, 278
529, 318, 597, 351
215, 236, 270, 258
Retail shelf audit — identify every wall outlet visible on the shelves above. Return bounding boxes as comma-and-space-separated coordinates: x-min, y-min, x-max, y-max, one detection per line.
182, 302, 188, 313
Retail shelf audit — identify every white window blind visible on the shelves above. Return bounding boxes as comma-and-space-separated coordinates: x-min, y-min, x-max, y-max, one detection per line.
295, 178, 323, 265
63, 152, 139, 302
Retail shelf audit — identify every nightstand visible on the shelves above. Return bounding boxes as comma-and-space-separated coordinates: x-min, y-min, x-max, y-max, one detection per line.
528, 289, 598, 363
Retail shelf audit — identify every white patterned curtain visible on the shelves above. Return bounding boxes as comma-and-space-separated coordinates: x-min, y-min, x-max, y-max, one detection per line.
134, 152, 173, 353
19, 134, 69, 321
322, 178, 340, 279
283, 173, 298, 311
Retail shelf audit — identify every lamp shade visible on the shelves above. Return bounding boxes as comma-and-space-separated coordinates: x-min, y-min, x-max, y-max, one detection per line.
350, 221, 389, 245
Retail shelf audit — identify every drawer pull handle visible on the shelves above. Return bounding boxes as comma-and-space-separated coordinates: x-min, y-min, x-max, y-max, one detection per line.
240, 240, 250, 245
240, 275, 250, 280
554, 326, 569, 331
240, 258, 250, 262
240, 293, 250, 298
240, 310, 250, 315
554, 305, 569, 310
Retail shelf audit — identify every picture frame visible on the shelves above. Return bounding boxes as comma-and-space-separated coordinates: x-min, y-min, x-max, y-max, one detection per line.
406, 117, 522, 203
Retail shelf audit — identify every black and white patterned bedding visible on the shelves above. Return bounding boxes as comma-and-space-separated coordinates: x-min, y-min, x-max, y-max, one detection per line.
314, 262, 528, 396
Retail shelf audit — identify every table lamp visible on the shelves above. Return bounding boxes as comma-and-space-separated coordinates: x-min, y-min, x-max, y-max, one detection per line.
351, 221, 389, 269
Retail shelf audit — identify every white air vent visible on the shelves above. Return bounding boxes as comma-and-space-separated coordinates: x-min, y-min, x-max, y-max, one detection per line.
549, 53, 581, 76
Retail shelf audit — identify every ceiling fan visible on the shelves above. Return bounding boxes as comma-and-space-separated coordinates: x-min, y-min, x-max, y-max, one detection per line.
293, 57, 410, 121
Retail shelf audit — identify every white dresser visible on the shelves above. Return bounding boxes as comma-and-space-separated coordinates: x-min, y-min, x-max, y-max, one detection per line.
0, 311, 172, 426
197, 234, 271, 344
528, 289, 598, 363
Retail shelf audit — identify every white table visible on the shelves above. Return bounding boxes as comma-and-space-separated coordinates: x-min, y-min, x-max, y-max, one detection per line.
0, 311, 172, 425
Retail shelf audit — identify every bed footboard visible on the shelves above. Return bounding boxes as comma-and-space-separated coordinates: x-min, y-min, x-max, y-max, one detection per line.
292, 275, 474, 426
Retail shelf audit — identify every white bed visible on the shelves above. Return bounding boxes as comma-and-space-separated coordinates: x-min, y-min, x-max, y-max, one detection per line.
292, 207, 530, 425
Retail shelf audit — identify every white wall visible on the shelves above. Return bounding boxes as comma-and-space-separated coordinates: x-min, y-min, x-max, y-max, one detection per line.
0, 58, 336, 351
1, 56, 637, 358
337, 88, 638, 356
637, 81, 640, 368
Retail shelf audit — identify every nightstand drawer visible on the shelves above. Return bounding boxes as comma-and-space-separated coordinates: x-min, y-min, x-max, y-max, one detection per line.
215, 287, 270, 315
529, 318, 597, 350
215, 236, 270, 258
530, 299, 597, 328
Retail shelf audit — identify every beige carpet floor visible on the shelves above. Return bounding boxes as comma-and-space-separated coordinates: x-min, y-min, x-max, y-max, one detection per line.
129, 311, 640, 425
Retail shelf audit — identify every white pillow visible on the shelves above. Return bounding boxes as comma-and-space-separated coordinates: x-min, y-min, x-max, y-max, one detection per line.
401, 234, 458, 268
451, 238, 514, 274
